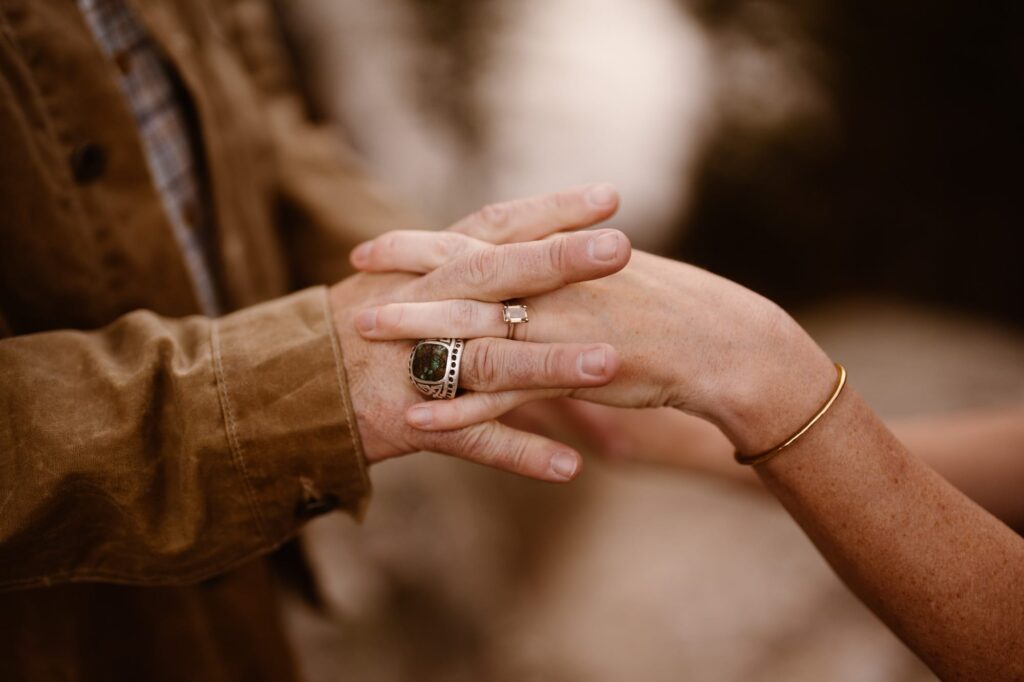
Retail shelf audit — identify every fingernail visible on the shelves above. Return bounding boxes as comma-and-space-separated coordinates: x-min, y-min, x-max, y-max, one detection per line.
578, 347, 607, 378
351, 241, 373, 265
587, 231, 620, 261
586, 183, 617, 208
549, 451, 579, 480
355, 309, 377, 333
407, 405, 433, 428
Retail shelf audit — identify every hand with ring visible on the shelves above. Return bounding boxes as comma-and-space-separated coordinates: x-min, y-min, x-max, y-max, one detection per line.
329, 184, 630, 482
349, 191, 1024, 682
350, 196, 835, 459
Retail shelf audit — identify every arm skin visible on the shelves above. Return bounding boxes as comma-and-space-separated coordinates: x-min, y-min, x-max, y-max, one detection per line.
705, 334, 1024, 681
756, 385, 1024, 680
351, 228, 1024, 679
526, 402, 1024, 530
892, 407, 1024, 532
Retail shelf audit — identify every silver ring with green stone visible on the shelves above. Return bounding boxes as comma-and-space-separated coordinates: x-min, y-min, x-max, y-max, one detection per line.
409, 338, 465, 399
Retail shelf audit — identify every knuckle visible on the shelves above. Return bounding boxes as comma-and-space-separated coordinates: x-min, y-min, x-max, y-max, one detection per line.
462, 422, 526, 472
478, 202, 509, 230
449, 415, 543, 475
434, 232, 463, 263
381, 232, 400, 256
370, 232, 401, 266
549, 189, 573, 214
457, 423, 498, 457
545, 237, 572, 279
465, 246, 500, 285
471, 339, 503, 385
502, 437, 531, 473
432, 234, 451, 262
448, 299, 477, 329
542, 345, 567, 381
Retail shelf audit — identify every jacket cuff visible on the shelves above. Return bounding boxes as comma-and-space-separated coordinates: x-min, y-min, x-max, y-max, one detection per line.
212, 286, 370, 542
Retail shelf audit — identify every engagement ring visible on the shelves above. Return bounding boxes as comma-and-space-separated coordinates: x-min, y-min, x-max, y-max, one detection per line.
502, 301, 529, 340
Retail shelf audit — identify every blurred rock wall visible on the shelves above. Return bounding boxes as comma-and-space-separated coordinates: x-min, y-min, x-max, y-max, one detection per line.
281, 0, 827, 252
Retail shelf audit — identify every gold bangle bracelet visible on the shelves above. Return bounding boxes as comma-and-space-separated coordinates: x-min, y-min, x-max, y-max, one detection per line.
734, 363, 847, 467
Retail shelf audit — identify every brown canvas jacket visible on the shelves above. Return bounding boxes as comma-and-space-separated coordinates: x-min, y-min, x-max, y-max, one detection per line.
0, 0, 415, 678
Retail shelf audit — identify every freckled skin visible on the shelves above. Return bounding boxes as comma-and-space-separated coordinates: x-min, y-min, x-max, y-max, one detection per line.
756, 389, 1024, 679
539, 255, 1024, 678
352, 205, 1024, 678
449, 250, 1024, 677
524, 258, 1024, 677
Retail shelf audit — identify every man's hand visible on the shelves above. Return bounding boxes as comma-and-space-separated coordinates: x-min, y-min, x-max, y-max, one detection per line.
329, 185, 630, 482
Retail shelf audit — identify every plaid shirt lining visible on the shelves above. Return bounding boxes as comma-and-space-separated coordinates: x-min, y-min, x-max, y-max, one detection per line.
78, 0, 221, 316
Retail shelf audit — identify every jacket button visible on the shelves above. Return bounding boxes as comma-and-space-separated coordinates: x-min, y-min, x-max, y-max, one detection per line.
297, 493, 340, 519
69, 142, 107, 184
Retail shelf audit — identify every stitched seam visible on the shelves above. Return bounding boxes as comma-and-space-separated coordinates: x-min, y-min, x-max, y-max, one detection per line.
321, 289, 370, 494
211, 320, 269, 541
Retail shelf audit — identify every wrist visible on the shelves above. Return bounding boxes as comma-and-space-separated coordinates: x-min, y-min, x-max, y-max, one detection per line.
707, 311, 836, 455
326, 276, 397, 465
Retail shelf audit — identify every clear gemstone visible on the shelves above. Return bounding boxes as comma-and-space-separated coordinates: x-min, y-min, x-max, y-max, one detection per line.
503, 304, 529, 324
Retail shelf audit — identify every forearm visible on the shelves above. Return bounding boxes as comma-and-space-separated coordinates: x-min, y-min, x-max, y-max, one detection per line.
891, 407, 1024, 530
756, 388, 1024, 679
643, 406, 1024, 517
0, 288, 367, 588
347, 227, 1024, 674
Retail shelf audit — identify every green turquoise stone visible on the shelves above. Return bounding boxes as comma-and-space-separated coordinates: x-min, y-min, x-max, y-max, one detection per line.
412, 343, 449, 382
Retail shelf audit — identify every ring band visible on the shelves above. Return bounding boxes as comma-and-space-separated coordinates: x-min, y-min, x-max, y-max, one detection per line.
409, 338, 464, 400
502, 301, 529, 340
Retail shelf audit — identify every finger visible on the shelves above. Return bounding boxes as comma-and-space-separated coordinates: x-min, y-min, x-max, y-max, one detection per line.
448, 183, 620, 243
356, 299, 506, 339
350, 230, 488, 273
407, 389, 565, 431
457, 339, 618, 391
358, 299, 574, 344
350, 184, 621, 274
425, 419, 582, 482
409, 228, 631, 301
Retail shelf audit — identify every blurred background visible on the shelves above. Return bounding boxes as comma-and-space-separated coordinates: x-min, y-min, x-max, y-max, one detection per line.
269, 0, 1024, 679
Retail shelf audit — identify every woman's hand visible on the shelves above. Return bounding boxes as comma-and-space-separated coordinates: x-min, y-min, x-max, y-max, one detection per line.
348, 203, 1024, 681
351, 192, 1024, 680
352, 233, 836, 456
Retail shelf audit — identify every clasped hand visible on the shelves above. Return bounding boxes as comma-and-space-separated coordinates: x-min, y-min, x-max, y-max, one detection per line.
335, 184, 834, 482
329, 185, 627, 482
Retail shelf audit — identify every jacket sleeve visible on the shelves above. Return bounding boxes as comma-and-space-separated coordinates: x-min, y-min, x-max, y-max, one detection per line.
0, 287, 369, 589
222, 0, 428, 287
